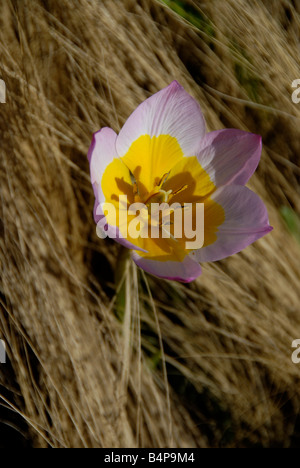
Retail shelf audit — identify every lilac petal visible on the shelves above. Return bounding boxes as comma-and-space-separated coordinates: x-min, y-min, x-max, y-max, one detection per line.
88, 127, 118, 185
88, 127, 118, 223
196, 129, 262, 187
88, 128, 145, 252
116, 81, 206, 158
132, 251, 202, 283
193, 185, 273, 263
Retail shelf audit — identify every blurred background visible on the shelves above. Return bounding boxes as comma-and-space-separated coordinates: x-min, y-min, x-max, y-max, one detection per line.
0, 0, 300, 448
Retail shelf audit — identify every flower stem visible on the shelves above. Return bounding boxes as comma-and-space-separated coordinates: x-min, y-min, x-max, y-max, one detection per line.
115, 246, 131, 321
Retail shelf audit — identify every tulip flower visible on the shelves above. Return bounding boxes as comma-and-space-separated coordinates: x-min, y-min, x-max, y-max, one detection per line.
88, 81, 272, 282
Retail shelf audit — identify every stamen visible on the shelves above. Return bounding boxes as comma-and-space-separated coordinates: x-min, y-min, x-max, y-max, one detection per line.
133, 182, 138, 196
172, 184, 188, 196
144, 175, 188, 207
157, 172, 170, 188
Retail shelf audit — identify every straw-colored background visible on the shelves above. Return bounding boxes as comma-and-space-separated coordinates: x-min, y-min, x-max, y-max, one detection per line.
0, 0, 300, 448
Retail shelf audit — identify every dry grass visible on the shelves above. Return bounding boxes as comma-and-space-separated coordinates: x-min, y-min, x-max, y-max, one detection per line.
0, 0, 300, 448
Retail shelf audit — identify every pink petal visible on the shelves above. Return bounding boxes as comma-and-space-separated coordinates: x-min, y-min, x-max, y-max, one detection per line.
196, 129, 262, 187
131, 251, 202, 283
88, 127, 118, 185
116, 81, 206, 158
88, 128, 145, 252
193, 185, 273, 263
88, 127, 118, 223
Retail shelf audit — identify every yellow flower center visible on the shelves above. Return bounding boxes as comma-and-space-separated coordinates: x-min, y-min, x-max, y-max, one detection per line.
101, 134, 225, 262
